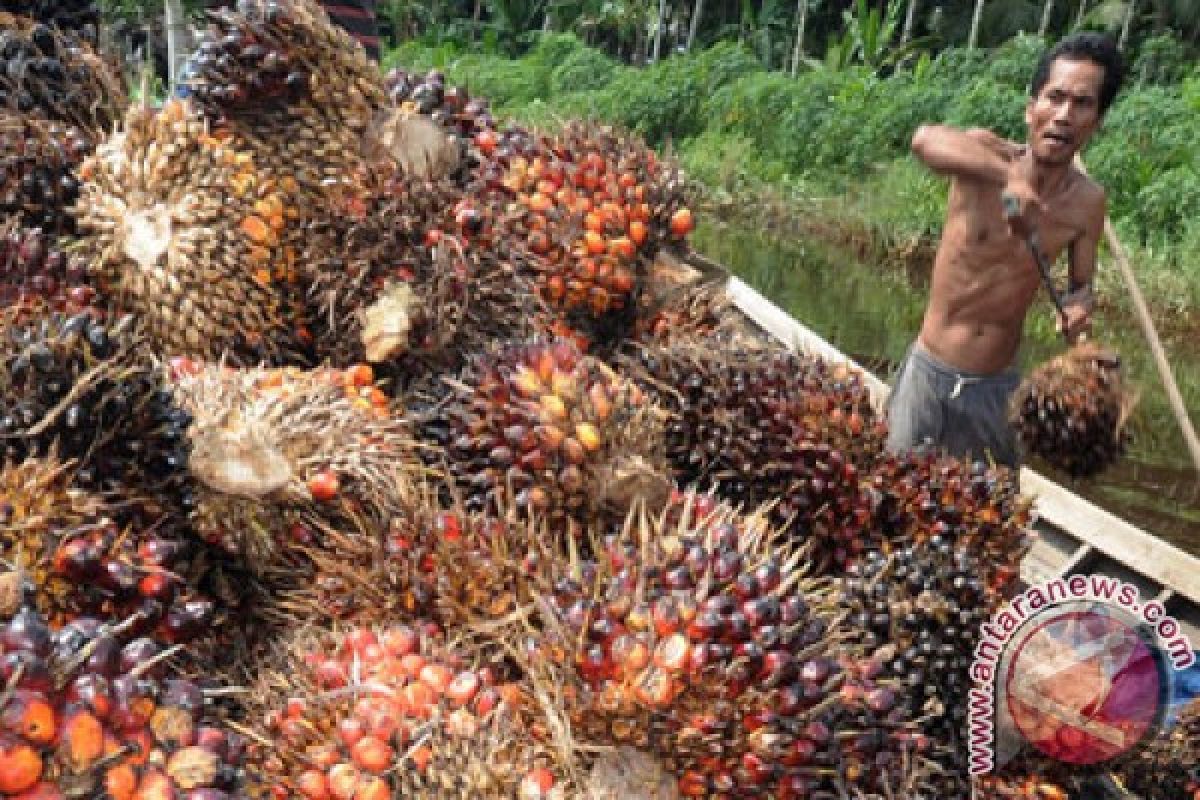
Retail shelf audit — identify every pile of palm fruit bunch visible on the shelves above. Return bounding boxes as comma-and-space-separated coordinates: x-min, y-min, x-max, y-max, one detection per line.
0, 2, 1187, 799
1010, 341, 1137, 478
0, 575, 247, 799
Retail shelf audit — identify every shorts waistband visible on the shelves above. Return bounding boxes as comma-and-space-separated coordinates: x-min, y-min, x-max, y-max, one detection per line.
910, 340, 1019, 382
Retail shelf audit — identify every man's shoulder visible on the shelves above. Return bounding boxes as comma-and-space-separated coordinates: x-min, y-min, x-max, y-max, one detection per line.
1071, 167, 1106, 204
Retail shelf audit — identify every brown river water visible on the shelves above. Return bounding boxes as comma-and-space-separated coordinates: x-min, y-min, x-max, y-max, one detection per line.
692, 222, 1200, 556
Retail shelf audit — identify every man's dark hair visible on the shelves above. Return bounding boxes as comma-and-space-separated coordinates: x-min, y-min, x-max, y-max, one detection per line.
1030, 32, 1125, 114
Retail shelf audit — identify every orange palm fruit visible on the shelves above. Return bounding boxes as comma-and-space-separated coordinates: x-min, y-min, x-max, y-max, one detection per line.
104, 766, 139, 800
349, 737, 393, 774
583, 231, 607, 256
3, 693, 56, 745
131, 768, 173, 800
669, 208, 695, 237
295, 769, 329, 800
326, 763, 361, 800
354, 777, 389, 800
609, 236, 635, 261
0, 738, 43, 796
540, 394, 568, 421
61, 710, 104, 769
628, 219, 648, 246
418, 663, 454, 695
307, 469, 340, 502
575, 423, 602, 452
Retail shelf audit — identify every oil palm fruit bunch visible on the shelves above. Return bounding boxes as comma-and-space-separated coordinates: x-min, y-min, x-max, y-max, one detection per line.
425, 337, 670, 530
493, 122, 690, 351
867, 450, 1032, 592
626, 339, 886, 573
0, 115, 91, 234
299, 173, 541, 381
0, 224, 94, 319
837, 541, 1019, 796
1110, 698, 1200, 800
0, 14, 124, 131
183, 0, 388, 227
0, 310, 193, 504
1010, 342, 1136, 479
0, 578, 246, 799
540, 490, 934, 798
184, 0, 385, 128
75, 100, 300, 364
246, 623, 570, 799
168, 361, 421, 572
0, 458, 217, 644
0, 0, 100, 40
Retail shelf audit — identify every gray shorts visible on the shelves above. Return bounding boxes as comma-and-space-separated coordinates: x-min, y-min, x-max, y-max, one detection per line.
885, 341, 1021, 468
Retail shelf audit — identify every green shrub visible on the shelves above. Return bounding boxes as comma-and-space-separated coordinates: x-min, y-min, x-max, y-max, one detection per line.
945, 79, 1026, 140
1087, 85, 1196, 236
982, 33, 1043, 92
1132, 33, 1194, 86
549, 47, 619, 94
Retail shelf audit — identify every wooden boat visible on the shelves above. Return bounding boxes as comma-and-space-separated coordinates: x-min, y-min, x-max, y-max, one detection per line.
678, 251, 1200, 650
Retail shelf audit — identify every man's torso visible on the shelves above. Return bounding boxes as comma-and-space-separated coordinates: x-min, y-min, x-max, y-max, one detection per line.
919, 147, 1101, 374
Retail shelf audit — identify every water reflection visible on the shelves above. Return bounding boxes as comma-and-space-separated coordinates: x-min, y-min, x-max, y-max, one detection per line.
694, 222, 1200, 555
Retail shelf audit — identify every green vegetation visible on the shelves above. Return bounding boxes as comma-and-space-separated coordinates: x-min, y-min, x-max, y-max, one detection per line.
386, 32, 1200, 319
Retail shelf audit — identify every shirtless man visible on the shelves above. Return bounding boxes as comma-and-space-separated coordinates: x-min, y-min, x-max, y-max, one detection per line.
886, 33, 1125, 468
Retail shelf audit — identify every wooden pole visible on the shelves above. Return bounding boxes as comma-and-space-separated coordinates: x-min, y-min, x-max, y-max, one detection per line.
1074, 155, 1200, 473
1099, 217, 1200, 472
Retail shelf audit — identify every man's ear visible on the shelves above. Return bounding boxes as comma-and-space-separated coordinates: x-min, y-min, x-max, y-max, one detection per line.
1024, 97, 1034, 129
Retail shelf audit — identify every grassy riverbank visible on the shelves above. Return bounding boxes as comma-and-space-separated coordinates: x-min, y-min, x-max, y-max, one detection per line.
386, 34, 1200, 329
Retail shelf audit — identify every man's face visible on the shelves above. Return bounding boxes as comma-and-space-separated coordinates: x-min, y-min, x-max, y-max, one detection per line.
1026, 58, 1105, 166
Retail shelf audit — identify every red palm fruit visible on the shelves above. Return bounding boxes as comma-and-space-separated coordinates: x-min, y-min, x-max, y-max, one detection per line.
326, 763, 360, 800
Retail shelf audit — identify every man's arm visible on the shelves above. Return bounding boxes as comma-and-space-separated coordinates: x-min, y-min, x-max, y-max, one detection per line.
910, 125, 1018, 185
1060, 186, 1106, 341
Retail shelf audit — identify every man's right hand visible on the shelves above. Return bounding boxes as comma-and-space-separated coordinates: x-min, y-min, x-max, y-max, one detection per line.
1001, 173, 1046, 240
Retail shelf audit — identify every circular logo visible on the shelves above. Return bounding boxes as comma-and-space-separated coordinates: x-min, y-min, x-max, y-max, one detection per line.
1004, 606, 1165, 765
